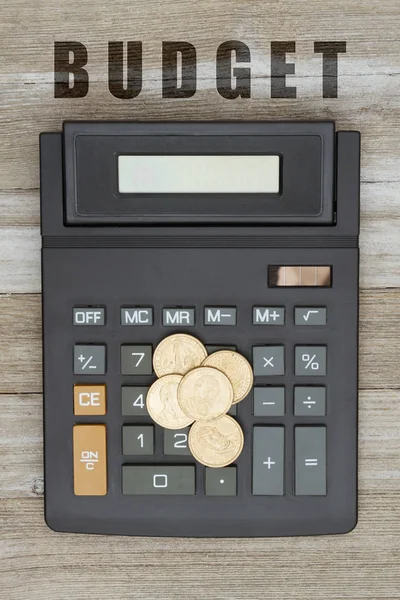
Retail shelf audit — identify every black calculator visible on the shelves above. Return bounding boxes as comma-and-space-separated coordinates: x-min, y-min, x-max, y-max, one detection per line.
40, 121, 360, 537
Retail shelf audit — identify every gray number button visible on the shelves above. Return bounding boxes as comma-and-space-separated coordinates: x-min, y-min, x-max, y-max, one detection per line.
295, 346, 327, 376
253, 427, 284, 495
253, 346, 285, 376
294, 387, 326, 416
295, 427, 326, 495
121, 386, 149, 416
122, 426, 154, 455
295, 307, 327, 326
74, 345, 106, 375
205, 467, 237, 496
122, 466, 195, 495
253, 307, 285, 325
121, 345, 153, 375
254, 387, 285, 416
164, 429, 191, 455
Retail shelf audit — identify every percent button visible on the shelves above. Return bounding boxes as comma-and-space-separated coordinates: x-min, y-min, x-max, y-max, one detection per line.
295, 346, 327, 376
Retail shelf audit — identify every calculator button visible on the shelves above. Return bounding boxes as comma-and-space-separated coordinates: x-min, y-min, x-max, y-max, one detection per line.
295, 346, 327, 376
121, 345, 153, 375
253, 387, 285, 416
164, 428, 191, 455
205, 467, 237, 496
163, 308, 195, 326
206, 345, 237, 353
74, 384, 106, 416
74, 345, 106, 375
204, 307, 237, 325
295, 307, 327, 326
121, 307, 153, 326
228, 403, 237, 416
294, 387, 326, 416
295, 426, 326, 495
73, 425, 107, 496
252, 307, 285, 325
73, 308, 105, 326
122, 466, 195, 495
122, 426, 154, 455
121, 386, 149, 416
252, 427, 284, 495
252, 346, 285, 376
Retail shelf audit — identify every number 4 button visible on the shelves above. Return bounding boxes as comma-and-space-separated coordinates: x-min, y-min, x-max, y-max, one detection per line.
121, 345, 153, 375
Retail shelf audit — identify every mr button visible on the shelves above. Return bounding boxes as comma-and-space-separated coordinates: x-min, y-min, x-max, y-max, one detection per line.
74, 385, 106, 415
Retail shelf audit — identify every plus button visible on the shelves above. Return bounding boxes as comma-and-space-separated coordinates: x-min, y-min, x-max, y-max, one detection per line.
263, 457, 276, 469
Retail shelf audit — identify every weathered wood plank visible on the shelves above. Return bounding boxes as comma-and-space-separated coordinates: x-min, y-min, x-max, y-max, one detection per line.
0, 181, 399, 293
0, 291, 398, 395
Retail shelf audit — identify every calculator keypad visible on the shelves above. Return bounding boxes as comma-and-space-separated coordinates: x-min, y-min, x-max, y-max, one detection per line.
72, 305, 330, 499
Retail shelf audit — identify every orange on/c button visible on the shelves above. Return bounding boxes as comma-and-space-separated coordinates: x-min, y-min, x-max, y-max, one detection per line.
74, 385, 106, 415
73, 425, 107, 495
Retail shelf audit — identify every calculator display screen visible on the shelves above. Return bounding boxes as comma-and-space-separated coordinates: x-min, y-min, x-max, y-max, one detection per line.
118, 155, 280, 194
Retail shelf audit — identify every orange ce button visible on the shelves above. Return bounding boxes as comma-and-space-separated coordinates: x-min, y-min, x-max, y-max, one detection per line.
74, 385, 106, 415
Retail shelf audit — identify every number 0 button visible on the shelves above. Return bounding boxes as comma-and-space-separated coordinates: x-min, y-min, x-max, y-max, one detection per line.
121, 345, 153, 375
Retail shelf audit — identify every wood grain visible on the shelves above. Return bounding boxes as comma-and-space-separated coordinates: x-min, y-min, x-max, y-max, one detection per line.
1, 0, 400, 597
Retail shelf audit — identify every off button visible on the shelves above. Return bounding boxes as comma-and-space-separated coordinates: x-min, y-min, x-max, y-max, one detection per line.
73, 425, 107, 495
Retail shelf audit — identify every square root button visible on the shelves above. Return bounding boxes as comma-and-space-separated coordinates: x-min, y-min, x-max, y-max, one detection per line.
253, 346, 285, 376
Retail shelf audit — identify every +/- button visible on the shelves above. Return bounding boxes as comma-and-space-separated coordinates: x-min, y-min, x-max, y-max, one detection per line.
73, 425, 107, 496
74, 385, 106, 415
74, 345, 106, 375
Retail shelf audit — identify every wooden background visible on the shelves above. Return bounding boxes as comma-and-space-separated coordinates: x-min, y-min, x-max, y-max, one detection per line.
0, 0, 399, 598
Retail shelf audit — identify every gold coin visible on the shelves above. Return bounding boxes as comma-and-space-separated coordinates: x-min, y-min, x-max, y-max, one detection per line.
188, 415, 244, 468
178, 366, 233, 421
146, 374, 194, 430
153, 334, 208, 377
202, 350, 253, 404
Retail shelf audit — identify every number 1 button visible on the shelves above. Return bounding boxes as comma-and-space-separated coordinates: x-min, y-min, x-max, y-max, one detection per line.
121, 345, 153, 375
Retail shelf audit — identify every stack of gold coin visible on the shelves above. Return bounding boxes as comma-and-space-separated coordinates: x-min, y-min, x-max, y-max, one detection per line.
146, 334, 253, 468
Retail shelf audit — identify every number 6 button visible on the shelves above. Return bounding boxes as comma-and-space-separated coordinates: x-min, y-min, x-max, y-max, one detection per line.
121, 345, 153, 375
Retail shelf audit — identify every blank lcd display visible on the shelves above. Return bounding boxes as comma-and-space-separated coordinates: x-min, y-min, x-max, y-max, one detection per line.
118, 155, 280, 194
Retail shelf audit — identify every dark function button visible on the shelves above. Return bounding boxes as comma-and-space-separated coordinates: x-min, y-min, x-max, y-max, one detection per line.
295, 426, 327, 496
252, 427, 284, 496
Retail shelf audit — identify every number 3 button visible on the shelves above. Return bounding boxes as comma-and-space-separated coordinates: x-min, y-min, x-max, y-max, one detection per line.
121, 345, 153, 375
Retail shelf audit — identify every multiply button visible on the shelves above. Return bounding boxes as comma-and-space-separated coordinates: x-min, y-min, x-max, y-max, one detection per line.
204, 307, 236, 325
295, 346, 327, 376
74, 345, 106, 375
253, 307, 285, 325
74, 385, 106, 415
253, 346, 285, 376
73, 425, 107, 496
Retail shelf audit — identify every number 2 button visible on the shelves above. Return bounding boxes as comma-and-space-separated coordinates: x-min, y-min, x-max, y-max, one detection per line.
121, 345, 153, 375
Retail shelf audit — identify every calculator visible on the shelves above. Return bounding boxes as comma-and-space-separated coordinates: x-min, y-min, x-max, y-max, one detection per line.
40, 121, 360, 537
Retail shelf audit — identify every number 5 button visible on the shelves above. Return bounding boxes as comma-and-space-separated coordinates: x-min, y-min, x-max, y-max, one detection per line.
121, 345, 153, 375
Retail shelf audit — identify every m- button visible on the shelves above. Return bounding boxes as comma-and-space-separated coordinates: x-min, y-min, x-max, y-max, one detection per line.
204, 307, 237, 325
74, 385, 106, 415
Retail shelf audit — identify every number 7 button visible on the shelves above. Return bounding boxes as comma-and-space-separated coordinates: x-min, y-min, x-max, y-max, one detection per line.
121, 345, 153, 375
